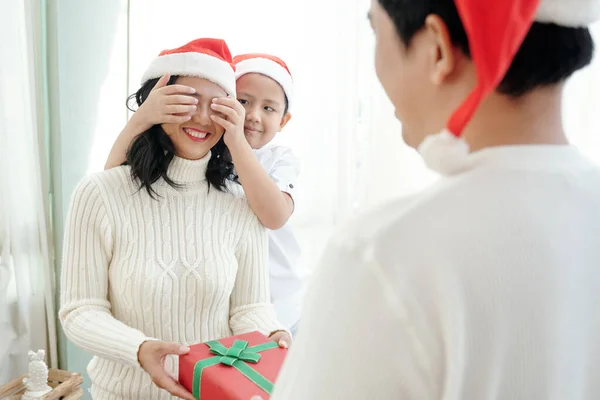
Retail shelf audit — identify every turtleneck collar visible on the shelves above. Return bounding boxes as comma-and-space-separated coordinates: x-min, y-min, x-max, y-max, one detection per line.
164, 152, 210, 186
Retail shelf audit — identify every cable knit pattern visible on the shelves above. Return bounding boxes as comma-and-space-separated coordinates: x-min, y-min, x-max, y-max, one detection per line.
59, 153, 282, 400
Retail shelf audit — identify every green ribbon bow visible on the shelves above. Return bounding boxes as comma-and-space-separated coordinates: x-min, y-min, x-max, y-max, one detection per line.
192, 339, 279, 399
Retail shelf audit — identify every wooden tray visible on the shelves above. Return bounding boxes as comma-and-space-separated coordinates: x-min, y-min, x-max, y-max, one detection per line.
0, 369, 83, 400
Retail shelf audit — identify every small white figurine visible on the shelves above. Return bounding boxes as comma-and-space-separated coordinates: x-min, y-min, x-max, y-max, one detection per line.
21, 350, 51, 399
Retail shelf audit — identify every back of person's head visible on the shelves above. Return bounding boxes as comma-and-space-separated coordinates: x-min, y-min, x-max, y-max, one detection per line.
378, 0, 594, 97
369, 0, 599, 158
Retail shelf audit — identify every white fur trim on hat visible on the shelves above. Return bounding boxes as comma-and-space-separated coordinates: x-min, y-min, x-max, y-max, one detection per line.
418, 129, 471, 175
235, 58, 294, 111
141, 52, 236, 97
535, 0, 600, 27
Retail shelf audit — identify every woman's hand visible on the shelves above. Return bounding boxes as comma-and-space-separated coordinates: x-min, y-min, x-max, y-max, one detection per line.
249, 331, 291, 400
133, 72, 198, 127
138, 340, 195, 400
269, 330, 292, 349
210, 97, 247, 148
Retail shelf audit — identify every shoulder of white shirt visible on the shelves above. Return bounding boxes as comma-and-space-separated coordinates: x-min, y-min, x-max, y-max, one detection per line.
256, 144, 298, 164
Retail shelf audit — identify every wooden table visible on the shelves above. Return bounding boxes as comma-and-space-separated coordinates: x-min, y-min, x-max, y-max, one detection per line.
0, 369, 83, 399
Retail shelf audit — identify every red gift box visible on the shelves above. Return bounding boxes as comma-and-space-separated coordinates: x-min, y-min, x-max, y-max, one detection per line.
179, 331, 288, 400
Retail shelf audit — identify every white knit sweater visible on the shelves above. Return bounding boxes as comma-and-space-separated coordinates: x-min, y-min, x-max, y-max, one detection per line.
273, 145, 600, 399
59, 154, 282, 400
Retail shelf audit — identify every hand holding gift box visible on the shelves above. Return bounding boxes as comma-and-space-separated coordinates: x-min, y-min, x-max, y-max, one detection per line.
180, 331, 288, 400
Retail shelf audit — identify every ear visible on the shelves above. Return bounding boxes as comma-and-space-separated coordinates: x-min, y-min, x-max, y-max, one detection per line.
280, 113, 292, 130
424, 14, 456, 85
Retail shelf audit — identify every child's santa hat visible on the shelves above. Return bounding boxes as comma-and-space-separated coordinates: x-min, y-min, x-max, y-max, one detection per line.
418, 0, 600, 175
141, 38, 236, 97
233, 53, 294, 112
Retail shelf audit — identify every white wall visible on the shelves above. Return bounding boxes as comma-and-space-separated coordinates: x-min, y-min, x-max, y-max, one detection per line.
47, 0, 129, 396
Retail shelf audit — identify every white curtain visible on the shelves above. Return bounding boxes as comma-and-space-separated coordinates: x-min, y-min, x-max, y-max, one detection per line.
0, 0, 57, 382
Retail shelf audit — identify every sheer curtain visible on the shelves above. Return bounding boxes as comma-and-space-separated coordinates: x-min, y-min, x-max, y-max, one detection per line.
0, 0, 57, 382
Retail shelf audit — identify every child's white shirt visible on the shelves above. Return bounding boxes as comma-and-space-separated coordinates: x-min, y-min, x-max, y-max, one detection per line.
254, 144, 308, 332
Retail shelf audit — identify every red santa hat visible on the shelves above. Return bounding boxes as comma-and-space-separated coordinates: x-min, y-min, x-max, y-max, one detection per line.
233, 53, 294, 111
141, 38, 236, 97
418, 0, 600, 175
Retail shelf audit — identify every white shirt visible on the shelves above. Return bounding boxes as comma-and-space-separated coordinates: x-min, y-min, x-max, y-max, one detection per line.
255, 144, 308, 331
272, 145, 600, 400
60, 154, 282, 400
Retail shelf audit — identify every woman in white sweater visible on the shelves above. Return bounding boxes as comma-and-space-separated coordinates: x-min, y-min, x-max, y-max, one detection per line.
59, 38, 289, 400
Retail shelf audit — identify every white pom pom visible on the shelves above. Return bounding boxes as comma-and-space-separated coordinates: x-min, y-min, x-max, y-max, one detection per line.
536, 0, 600, 27
418, 129, 470, 175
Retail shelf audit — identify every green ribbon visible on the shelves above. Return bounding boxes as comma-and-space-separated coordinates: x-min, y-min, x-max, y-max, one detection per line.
192, 339, 279, 399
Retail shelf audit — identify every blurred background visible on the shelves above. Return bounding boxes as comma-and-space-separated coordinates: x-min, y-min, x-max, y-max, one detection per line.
1, 0, 600, 397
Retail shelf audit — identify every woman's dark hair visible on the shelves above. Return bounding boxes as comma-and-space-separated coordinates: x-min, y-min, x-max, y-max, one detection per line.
377, 0, 595, 97
124, 75, 235, 199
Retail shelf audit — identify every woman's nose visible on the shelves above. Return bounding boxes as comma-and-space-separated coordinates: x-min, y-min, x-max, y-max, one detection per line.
192, 102, 213, 125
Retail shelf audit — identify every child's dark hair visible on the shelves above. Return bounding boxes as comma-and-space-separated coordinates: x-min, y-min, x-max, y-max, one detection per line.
124, 75, 235, 199
283, 93, 290, 115
377, 0, 595, 97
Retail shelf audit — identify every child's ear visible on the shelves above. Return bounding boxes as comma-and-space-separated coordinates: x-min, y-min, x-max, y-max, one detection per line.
280, 113, 292, 130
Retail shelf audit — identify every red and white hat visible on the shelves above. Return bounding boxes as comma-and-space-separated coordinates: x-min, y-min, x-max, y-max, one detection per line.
233, 53, 294, 111
141, 38, 236, 97
418, 0, 600, 175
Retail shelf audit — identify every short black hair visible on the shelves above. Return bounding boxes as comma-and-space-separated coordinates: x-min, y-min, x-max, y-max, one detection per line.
378, 0, 595, 97
283, 93, 290, 115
